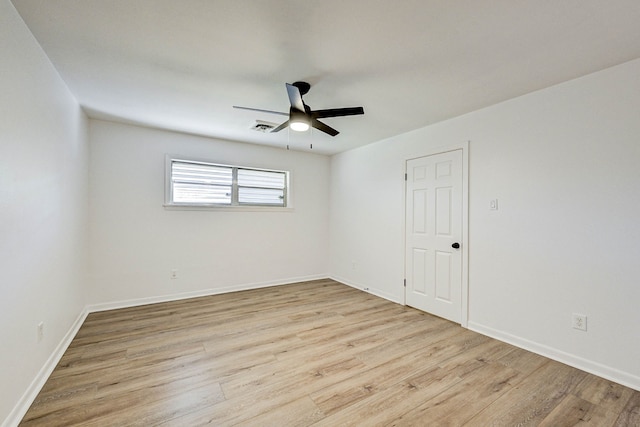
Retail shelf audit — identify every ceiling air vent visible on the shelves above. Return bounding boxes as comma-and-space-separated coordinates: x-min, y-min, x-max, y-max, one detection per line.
251, 120, 278, 133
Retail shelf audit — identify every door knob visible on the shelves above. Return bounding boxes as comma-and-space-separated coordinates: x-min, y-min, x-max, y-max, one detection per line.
451, 242, 460, 249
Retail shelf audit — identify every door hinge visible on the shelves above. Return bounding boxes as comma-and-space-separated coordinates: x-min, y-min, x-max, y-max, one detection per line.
404, 173, 407, 181
403, 279, 406, 287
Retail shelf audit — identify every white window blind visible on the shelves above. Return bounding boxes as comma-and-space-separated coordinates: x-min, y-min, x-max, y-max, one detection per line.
167, 158, 288, 208
171, 161, 233, 204
238, 168, 286, 206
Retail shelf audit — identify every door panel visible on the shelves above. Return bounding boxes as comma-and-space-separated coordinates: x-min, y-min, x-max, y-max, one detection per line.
435, 250, 452, 301
413, 189, 427, 234
412, 248, 428, 294
435, 187, 452, 236
405, 150, 462, 323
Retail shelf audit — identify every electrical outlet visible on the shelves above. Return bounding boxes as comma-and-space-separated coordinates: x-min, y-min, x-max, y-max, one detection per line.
572, 313, 587, 331
37, 321, 44, 342
489, 199, 499, 210
171, 269, 178, 279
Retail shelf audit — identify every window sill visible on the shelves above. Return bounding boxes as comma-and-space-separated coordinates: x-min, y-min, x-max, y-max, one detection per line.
163, 204, 294, 212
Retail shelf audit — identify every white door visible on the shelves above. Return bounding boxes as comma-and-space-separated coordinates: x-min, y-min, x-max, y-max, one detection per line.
405, 150, 462, 323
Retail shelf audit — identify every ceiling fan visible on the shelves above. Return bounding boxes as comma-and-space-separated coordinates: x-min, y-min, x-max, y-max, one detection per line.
233, 81, 364, 137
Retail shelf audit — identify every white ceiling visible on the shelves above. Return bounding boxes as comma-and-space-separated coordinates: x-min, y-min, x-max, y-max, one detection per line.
11, 0, 640, 155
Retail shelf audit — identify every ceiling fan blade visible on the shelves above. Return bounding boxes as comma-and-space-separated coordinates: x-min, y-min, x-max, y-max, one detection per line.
233, 106, 288, 116
311, 107, 364, 119
286, 83, 306, 112
311, 118, 339, 137
270, 120, 290, 133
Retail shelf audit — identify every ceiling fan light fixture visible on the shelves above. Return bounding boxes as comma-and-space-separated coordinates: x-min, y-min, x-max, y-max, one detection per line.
290, 119, 310, 132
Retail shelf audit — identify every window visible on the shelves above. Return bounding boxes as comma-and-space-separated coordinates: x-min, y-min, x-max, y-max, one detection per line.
166, 158, 288, 208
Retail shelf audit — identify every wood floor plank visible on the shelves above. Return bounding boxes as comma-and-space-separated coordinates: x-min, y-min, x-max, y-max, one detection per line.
19, 279, 640, 426
575, 374, 637, 416
221, 347, 369, 403
309, 329, 501, 417
385, 362, 523, 426
311, 365, 465, 427
463, 360, 589, 426
537, 394, 610, 427
495, 344, 550, 376
236, 396, 324, 427
614, 390, 640, 426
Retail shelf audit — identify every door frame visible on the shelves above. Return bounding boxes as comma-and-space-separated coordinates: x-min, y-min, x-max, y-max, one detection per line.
403, 140, 469, 327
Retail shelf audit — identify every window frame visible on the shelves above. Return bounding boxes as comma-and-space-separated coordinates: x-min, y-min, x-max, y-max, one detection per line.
164, 156, 291, 210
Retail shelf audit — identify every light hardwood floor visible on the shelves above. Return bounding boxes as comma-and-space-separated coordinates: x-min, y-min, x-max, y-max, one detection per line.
20, 279, 640, 426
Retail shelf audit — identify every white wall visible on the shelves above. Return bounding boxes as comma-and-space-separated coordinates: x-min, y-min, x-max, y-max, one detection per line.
88, 120, 330, 306
3, 2, 638, 423
0, 1, 89, 425
329, 58, 640, 390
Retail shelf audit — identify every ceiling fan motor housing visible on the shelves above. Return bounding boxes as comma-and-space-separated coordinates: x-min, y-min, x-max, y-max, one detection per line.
292, 81, 311, 96
290, 108, 309, 123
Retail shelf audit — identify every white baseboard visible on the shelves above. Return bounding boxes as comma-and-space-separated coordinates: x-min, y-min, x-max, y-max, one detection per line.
468, 321, 640, 392
87, 274, 328, 312
2, 308, 89, 427
329, 275, 403, 305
